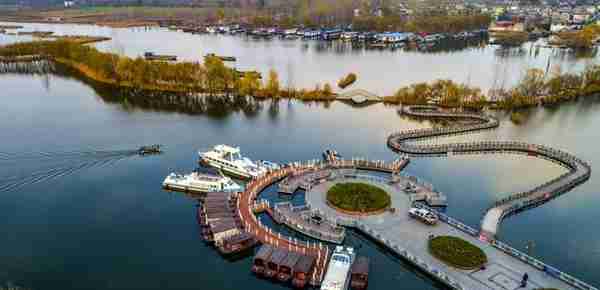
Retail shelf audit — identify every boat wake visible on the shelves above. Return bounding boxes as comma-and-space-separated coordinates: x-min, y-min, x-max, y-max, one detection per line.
0, 148, 143, 192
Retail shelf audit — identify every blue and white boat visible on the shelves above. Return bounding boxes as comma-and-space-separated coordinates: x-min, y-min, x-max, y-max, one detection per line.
320, 246, 356, 290
162, 166, 243, 193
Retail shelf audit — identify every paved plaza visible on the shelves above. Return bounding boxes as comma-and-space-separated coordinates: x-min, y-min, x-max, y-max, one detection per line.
305, 175, 576, 290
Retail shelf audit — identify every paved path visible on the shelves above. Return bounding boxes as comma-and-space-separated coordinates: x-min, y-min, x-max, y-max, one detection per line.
306, 175, 579, 290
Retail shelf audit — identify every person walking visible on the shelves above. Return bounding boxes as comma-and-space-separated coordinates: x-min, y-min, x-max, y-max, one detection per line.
521, 273, 529, 288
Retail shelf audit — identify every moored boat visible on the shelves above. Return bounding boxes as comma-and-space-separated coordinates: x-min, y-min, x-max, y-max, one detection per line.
252, 245, 274, 276
265, 248, 288, 279
350, 256, 369, 290
292, 255, 316, 288
278, 252, 301, 282
199, 144, 279, 179
162, 167, 243, 193
321, 246, 356, 290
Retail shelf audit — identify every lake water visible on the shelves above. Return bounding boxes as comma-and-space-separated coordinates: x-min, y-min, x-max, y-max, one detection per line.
1, 22, 600, 290
2, 21, 600, 95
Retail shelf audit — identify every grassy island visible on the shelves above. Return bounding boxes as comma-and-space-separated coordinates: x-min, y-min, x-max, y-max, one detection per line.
428, 236, 487, 270
326, 182, 391, 213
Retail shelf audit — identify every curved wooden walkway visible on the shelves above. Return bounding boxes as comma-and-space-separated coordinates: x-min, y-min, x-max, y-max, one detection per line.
387, 105, 591, 238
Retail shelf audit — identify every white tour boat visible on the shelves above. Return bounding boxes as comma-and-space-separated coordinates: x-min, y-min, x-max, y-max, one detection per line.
199, 144, 279, 179
162, 167, 243, 193
320, 246, 356, 290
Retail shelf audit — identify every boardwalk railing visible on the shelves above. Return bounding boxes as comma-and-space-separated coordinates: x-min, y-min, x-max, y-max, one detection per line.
416, 204, 599, 290
388, 105, 591, 237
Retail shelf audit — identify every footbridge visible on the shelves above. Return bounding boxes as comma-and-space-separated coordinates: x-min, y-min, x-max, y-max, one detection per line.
387, 105, 591, 238
336, 89, 383, 103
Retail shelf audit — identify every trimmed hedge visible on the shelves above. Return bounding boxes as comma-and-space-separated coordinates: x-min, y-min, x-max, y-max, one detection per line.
326, 182, 390, 212
428, 236, 487, 270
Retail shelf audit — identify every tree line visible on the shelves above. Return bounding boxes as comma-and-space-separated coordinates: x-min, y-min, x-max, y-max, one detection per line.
2, 39, 600, 111
0, 39, 334, 100
246, 13, 491, 34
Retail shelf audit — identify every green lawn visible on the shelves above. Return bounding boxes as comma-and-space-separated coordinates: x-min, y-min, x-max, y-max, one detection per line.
428, 236, 487, 270
326, 182, 391, 212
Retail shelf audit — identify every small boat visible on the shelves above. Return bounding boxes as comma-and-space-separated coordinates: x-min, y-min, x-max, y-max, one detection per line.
278, 252, 301, 282
199, 144, 279, 179
144, 52, 177, 61
138, 144, 161, 155
292, 255, 316, 288
350, 256, 369, 290
162, 167, 243, 193
320, 246, 356, 290
252, 245, 274, 276
265, 248, 289, 279
204, 53, 236, 62
217, 232, 258, 255
408, 207, 438, 225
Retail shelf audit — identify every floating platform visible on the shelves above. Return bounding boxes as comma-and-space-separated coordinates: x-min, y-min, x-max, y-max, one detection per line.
270, 202, 345, 244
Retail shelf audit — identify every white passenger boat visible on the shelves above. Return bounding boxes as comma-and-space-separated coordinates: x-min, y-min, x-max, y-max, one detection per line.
162, 167, 243, 193
321, 246, 356, 290
199, 144, 280, 179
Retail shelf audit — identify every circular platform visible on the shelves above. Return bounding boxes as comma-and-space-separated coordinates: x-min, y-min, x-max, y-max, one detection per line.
305, 170, 413, 226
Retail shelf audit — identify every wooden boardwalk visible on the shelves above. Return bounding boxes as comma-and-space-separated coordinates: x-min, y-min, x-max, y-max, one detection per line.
388, 105, 591, 238
238, 165, 330, 287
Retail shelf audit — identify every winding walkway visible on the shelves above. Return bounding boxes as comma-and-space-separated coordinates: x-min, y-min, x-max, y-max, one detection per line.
387, 105, 591, 237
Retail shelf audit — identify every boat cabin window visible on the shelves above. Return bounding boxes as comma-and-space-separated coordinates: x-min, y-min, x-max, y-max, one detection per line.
332, 254, 350, 264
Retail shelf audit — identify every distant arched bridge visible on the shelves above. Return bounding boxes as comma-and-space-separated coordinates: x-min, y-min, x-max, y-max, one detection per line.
336, 89, 383, 103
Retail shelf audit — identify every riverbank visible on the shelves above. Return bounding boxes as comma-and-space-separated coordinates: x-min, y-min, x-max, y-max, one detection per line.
2, 39, 600, 112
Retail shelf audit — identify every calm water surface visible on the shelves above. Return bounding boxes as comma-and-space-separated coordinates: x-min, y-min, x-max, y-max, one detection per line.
1, 21, 600, 95
0, 23, 600, 290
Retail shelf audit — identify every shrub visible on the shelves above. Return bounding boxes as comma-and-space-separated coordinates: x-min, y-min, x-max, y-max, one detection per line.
326, 182, 390, 212
428, 236, 487, 270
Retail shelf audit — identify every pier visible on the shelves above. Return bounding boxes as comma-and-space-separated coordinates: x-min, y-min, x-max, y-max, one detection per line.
388, 105, 591, 238
257, 160, 596, 290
